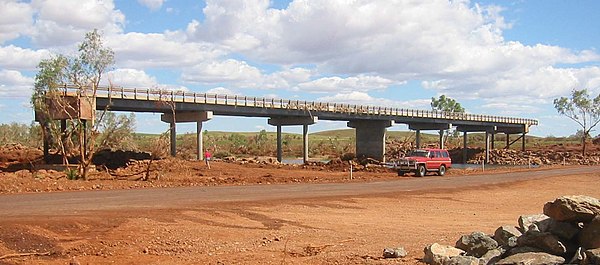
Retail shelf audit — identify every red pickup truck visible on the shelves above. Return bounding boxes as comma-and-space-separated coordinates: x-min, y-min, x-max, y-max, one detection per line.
394, 148, 452, 177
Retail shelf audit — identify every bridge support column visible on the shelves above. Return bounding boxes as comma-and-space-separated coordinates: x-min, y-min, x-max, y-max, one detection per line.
196, 121, 203, 161
347, 120, 393, 162
506, 134, 510, 149
268, 116, 318, 163
407, 123, 451, 150
169, 122, 176, 156
522, 132, 526, 151
276, 125, 282, 162
491, 133, 495, 150
463, 132, 468, 164
161, 111, 213, 158
485, 131, 490, 164
303, 124, 309, 163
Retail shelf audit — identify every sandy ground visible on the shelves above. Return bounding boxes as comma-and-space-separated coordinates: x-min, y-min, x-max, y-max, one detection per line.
0, 164, 598, 264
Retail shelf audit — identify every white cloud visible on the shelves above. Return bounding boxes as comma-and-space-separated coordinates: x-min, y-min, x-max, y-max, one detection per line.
316, 91, 430, 109
29, 0, 125, 47
296, 75, 395, 93
0, 0, 33, 44
182, 60, 317, 90
107, 32, 224, 68
424, 66, 600, 103
206, 87, 238, 95
0, 45, 51, 70
105, 68, 187, 91
479, 100, 544, 116
0, 69, 34, 98
137, 0, 164, 11
181, 59, 262, 85
185, 0, 271, 51
105, 68, 158, 87
182, 0, 600, 113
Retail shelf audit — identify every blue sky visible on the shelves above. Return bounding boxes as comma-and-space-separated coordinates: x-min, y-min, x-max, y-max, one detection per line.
1, 0, 599, 137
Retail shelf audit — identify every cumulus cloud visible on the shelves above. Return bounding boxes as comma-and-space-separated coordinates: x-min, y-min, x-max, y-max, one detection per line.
316, 91, 430, 109
206, 87, 238, 95
424, 66, 600, 103
182, 0, 600, 115
105, 68, 187, 91
137, 0, 164, 11
181, 59, 262, 85
0, 69, 34, 98
29, 0, 125, 47
105, 68, 158, 87
0, 45, 51, 70
181, 59, 318, 90
296, 75, 396, 93
107, 32, 224, 68
0, 1, 33, 44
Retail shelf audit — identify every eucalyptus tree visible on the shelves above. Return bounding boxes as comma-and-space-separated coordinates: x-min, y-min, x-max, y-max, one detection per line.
554, 89, 600, 156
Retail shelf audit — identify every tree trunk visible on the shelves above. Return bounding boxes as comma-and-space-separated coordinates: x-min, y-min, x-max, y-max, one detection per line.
582, 134, 587, 157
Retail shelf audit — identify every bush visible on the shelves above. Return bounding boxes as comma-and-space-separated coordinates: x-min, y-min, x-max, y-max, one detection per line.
340, 152, 355, 161
65, 168, 80, 180
213, 151, 231, 159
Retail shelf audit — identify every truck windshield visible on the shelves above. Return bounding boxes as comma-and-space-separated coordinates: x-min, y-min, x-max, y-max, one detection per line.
408, 150, 429, 157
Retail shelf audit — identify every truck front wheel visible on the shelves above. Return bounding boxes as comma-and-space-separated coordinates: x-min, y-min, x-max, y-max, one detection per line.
438, 165, 446, 176
416, 165, 426, 177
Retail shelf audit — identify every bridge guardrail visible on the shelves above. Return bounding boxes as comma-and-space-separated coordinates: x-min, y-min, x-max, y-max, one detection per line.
57, 84, 538, 126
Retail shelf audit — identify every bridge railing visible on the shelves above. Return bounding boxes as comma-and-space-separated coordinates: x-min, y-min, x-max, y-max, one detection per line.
59, 84, 538, 126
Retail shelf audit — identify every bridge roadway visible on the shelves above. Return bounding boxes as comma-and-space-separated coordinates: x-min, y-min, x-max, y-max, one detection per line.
55, 85, 539, 162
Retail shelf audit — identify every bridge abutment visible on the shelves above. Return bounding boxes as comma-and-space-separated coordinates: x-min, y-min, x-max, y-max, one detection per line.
347, 120, 393, 162
161, 111, 213, 159
268, 116, 318, 163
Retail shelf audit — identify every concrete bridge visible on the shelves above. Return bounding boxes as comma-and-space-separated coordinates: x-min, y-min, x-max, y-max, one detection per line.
43, 85, 538, 163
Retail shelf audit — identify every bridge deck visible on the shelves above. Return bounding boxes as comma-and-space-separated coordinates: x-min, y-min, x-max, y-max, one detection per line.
60, 85, 537, 133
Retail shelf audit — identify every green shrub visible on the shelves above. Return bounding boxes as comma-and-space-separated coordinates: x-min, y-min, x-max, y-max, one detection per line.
65, 168, 80, 180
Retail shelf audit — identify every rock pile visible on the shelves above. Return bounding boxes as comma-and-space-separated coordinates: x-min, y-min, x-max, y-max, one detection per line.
423, 195, 600, 265
92, 149, 152, 169
469, 149, 600, 166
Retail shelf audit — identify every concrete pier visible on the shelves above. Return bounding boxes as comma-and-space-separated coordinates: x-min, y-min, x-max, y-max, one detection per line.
347, 120, 393, 162
268, 116, 317, 163
408, 123, 451, 150
161, 111, 213, 159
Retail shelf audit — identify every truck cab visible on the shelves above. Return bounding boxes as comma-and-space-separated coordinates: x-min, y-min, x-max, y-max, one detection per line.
395, 148, 452, 177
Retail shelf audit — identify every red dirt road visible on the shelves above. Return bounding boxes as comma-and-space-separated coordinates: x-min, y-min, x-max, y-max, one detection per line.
0, 166, 599, 264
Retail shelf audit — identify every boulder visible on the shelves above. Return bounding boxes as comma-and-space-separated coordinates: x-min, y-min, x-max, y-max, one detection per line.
494, 226, 522, 247
543, 195, 600, 223
455, 232, 498, 258
383, 247, 407, 258
516, 231, 567, 256
445, 255, 479, 265
584, 248, 600, 265
495, 252, 565, 265
579, 215, 600, 249
506, 246, 543, 256
569, 247, 586, 265
423, 243, 465, 265
480, 248, 503, 265
547, 220, 581, 241
518, 214, 551, 233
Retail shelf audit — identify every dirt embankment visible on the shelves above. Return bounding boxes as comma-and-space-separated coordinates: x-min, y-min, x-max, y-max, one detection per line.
1, 143, 599, 194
